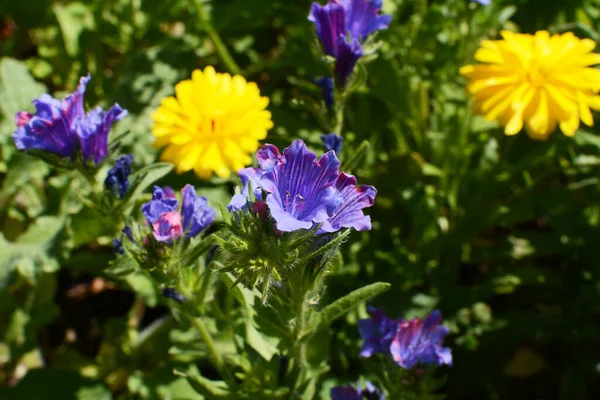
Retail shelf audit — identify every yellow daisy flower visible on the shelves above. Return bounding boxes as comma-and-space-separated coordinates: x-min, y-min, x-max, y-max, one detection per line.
460, 31, 600, 139
152, 66, 273, 179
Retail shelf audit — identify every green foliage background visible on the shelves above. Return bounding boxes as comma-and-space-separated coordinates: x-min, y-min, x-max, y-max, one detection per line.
1, 0, 600, 398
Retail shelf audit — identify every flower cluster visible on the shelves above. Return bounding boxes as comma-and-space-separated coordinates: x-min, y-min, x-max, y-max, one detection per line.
359, 307, 452, 369
330, 381, 384, 400
152, 66, 273, 180
13, 75, 127, 165
460, 31, 600, 139
105, 154, 134, 199
309, 0, 392, 85
228, 139, 376, 234
142, 185, 216, 243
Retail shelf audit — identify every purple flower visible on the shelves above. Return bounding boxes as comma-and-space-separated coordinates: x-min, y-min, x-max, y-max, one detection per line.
309, 0, 392, 84
228, 140, 376, 234
330, 381, 384, 400
359, 308, 452, 369
105, 154, 134, 199
321, 133, 343, 153
13, 75, 127, 165
359, 306, 398, 358
142, 185, 215, 243
316, 76, 335, 109
391, 310, 453, 369
162, 288, 185, 303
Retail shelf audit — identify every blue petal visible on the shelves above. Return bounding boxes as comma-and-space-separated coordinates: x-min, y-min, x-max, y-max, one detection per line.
181, 184, 216, 238
308, 2, 346, 57
142, 186, 179, 224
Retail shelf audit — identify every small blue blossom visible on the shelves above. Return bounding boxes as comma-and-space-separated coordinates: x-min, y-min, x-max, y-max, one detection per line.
472, 0, 491, 4
105, 154, 134, 199
359, 307, 453, 369
113, 226, 133, 255
13, 75, 127, 165
309, 0, 392, 85
162, 288, 185, 303
330, 381, 384, 400
316, 76, 335, 109
142, 185, 216, 243
228, 140, 376, 233
321, 133, 343, 153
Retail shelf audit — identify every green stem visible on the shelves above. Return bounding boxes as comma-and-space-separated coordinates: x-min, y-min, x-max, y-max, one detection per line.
191, 316, 233, 382
192, 0, 241, 75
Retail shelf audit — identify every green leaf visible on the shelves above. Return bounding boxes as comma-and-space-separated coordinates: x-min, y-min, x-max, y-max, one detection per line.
70, 208, 116, 248
179, 235, 216, 269
297, 229, 352, 264
53, 3, 94, 58
174, 366, 230, 398
307, 282, 391, 335
0, 58, 46, 120
121, 162, 173, 206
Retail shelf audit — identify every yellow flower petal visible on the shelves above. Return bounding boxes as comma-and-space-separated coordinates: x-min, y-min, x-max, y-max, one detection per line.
462, 31, 600, 139
152, 66, 272, 179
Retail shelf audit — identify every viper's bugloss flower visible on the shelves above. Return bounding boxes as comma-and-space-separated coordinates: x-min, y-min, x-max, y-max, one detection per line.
152, 66, 273, 179
105, 154, 134, 199
360, 308, 452, 369
321, 133, 343, 153
460, 31, 600, 139
142, 185, 215, 243
330, 381, 384, 400
228, 140, 376, 233
162, 287, 185, 303
359, 306, 398, 358
309, 0, 392, 84
13, 75, 127, 164
113, 226, 133, 255
316, 76, 335, 109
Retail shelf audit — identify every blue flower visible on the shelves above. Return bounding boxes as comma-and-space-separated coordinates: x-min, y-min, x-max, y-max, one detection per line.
471, 0, 491, 4
228, 140, 376, 233
162, 288, 185, 303
309, 0, 392, 84
13, 75, 127, 165
359, 306, 398, 358
321, 133, 343, 153
113, 226, 133, 255
390, 310, 452, 369
330, 381, 384, 400
359, 308, 452, 369
142, 185, 215, 242
105, 154, 134, 199
316, 76, 335, 109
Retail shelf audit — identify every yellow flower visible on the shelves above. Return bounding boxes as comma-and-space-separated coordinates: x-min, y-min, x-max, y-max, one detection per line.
460, 31, 600, 139
152, 66, 273, 179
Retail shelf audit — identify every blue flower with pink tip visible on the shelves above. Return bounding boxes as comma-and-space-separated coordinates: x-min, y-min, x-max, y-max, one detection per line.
309, 0, 392, 85
359, 307, 452, 369
228, 139, 376, 234
142, 185, 215, 243
13, 75, 127, 165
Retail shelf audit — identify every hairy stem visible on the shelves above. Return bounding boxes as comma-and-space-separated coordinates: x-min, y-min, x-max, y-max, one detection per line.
192, 0, 241, 75
191, 316, 233, 382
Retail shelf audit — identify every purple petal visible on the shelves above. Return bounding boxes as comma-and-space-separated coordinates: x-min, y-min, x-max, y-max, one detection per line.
181, 184, 216, 238
142, 186, 179, 224
152, 211, 183, 243
323, 172, 376, 233
335, 37, 363, 85
330, 385, 362, 400
308, 2, 346, 57
77, 103, 128, 165
342, 0, 392, 41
